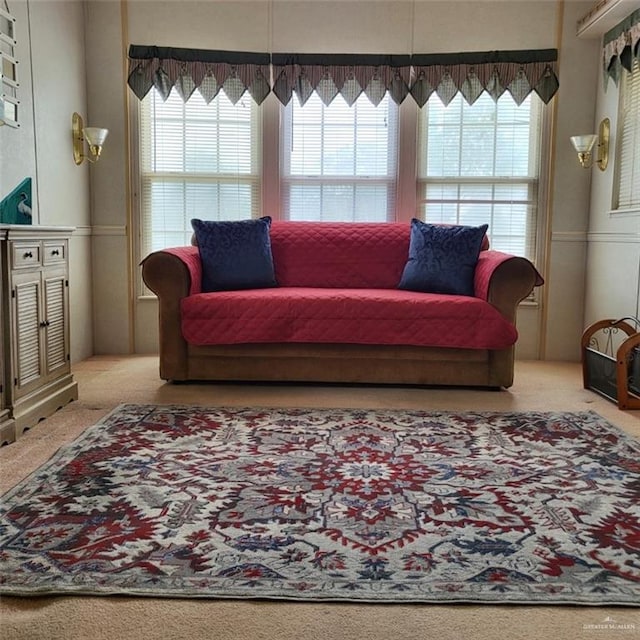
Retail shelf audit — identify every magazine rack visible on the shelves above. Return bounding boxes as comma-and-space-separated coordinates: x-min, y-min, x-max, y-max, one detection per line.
581, 317, 640, 410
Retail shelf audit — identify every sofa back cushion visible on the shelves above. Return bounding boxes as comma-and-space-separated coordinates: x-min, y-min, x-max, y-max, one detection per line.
270, 221, 489, 289
271, 222, 410, 288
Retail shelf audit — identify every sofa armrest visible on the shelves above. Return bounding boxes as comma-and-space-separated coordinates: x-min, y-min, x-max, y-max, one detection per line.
152, 246, 202, 295
474, 251, 544, 322
141, 247, 202, 380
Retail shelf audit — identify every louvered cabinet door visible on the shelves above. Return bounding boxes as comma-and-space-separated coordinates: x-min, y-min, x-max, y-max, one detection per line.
0, 268, 15, 445
10, 270, 45, 397
43, 269, 70, 378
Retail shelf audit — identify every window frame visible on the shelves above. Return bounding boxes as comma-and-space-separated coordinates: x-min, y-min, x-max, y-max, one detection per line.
612, 57, 640, 215
133, 89, 263, 295
132, 88, 551, 302
415, 92, 546, 263
279, 91, 400, 223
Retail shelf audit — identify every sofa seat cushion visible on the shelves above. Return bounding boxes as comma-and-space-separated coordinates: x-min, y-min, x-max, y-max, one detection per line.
180, 287, 518, 349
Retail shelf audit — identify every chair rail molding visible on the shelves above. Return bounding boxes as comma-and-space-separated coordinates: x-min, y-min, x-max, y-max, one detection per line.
551, 231, 589, 243
92, 225, 127, 236
588, 231, 640, 243
68, 226, 127, 237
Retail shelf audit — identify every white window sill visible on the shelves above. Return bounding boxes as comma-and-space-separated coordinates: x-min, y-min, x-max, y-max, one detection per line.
609, 206, 640, 217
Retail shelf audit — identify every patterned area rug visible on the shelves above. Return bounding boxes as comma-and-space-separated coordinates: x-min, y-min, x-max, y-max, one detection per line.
0, 405, 638, 605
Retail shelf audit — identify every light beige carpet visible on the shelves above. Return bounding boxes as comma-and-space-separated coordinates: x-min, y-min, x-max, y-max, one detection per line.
1, 357, 639, 640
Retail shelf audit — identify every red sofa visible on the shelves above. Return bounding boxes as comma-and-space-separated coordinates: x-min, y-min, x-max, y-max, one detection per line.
142, 221, 543, 388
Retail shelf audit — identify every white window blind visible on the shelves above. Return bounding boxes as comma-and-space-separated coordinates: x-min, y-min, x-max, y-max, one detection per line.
139, 88, 261, 259
615, 58, 640, 210
281, 92, 398, 222
417, 92, 543, 259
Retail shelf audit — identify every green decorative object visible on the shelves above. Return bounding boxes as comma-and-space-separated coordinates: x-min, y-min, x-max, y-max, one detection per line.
0, 178, 32, 224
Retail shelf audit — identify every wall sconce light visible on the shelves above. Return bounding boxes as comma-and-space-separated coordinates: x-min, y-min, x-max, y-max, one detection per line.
72, 112, 109, 165
570, 117, 610, 171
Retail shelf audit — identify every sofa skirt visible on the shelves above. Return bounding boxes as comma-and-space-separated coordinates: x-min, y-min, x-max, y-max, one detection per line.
176, 343, 513, 388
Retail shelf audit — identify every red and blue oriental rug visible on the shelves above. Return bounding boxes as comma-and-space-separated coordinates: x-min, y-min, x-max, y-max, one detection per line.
0, 405, 638, 605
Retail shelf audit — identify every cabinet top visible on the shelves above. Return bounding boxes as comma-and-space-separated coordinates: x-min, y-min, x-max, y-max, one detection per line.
0, 225, 76, 239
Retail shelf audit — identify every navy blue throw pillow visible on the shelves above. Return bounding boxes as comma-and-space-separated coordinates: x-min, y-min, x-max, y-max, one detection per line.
191, 217, 277, 292
398, 220, 489, 296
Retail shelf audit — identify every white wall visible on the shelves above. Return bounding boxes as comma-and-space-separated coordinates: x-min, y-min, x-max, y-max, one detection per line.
0, 1, 36, 216
0, 0, 94, 363
117, 0, 599, 360
0, 0, 620, 368
84, 0, 130, 355
584, 35, 640, 327
5, 0, 606, 362
542, 0, 600, 360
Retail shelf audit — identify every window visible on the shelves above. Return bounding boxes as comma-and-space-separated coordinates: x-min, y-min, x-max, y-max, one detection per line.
281, 92, 398, 222
137, 86, 548, 272
417, 93, 543, 259
138, 88, 261, 259
615, 58, 640, 210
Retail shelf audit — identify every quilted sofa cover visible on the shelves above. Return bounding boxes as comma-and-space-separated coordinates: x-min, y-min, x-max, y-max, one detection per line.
176, 222, 522, 349
142, 220, 544, 386
181, 289, 516, 349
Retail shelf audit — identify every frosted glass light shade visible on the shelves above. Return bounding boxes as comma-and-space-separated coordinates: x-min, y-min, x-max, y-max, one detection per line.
570, 134, 597, 154
83, 127, 109, 147
73, 112, 109, 164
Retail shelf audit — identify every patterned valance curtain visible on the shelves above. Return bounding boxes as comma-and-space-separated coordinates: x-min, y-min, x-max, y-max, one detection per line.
271, 53, 412, 106
409, 49, 559, 106
127, 45, 272, 104
127, 45, 559, 107
603, 8, 640, 87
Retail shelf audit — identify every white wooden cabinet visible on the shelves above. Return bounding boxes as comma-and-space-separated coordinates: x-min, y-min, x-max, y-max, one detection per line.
0, 226, 78, 442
